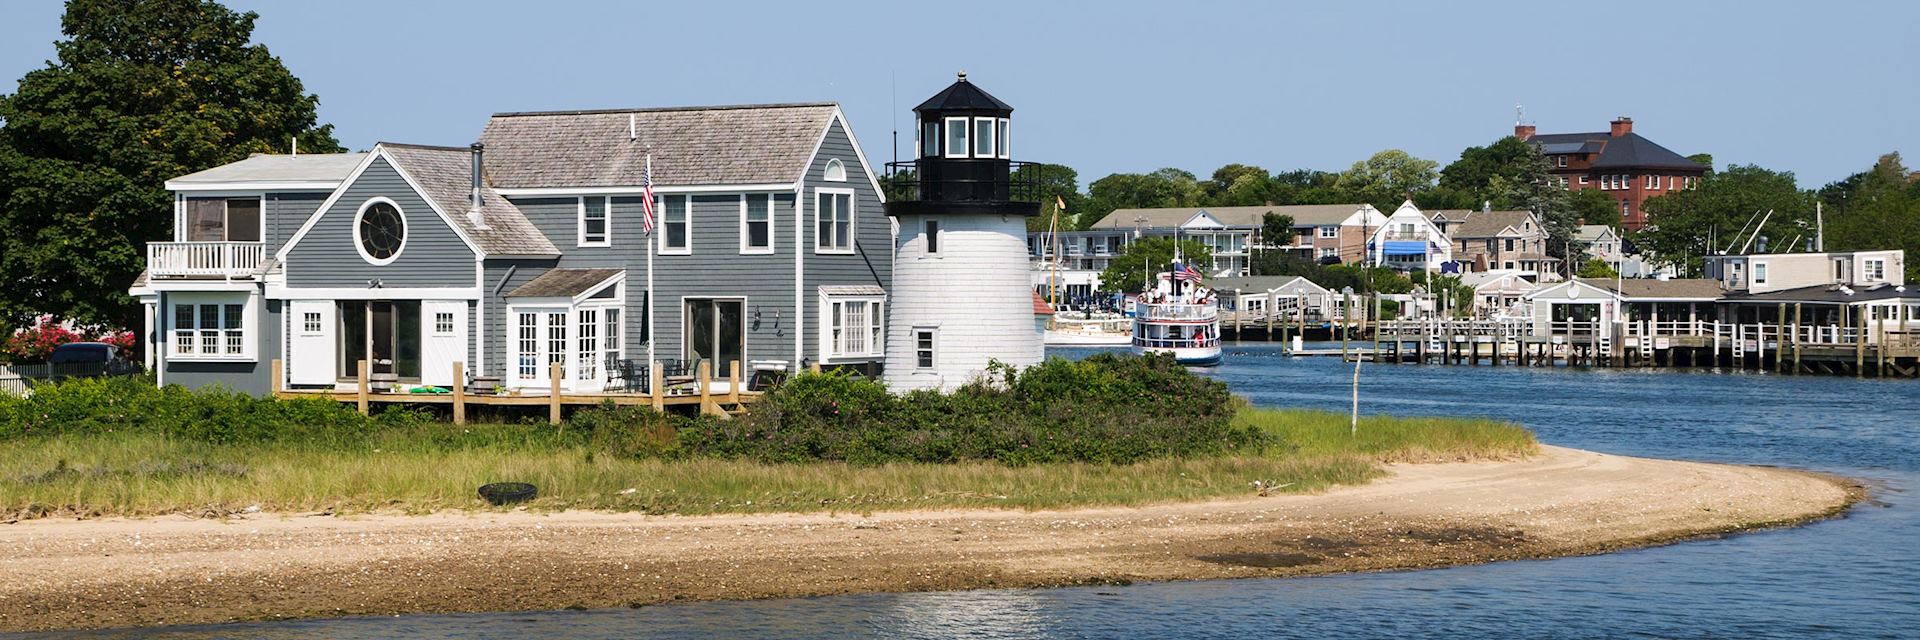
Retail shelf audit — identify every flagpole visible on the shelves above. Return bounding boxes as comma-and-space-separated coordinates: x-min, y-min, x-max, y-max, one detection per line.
644, 153, 656, 374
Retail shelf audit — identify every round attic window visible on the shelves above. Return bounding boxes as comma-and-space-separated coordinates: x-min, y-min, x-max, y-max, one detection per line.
354, 198, 407, 265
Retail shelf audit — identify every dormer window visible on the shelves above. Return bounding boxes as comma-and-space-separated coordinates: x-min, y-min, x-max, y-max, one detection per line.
944, 116, 969, 158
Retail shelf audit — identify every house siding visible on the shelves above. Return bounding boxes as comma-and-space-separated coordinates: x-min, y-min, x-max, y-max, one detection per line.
284, 157, 477, 288
801, 120, 890, 367
158, 292, 279, 397
264, 192, 328, 256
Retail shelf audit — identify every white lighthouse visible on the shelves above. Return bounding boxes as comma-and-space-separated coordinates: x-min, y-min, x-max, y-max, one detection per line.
884, 72, 1043, 392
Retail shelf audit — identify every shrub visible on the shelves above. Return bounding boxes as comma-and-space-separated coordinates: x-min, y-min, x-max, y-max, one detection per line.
3, 315, 135, 363
0, 375, 406, 444
569, 402, 681, 459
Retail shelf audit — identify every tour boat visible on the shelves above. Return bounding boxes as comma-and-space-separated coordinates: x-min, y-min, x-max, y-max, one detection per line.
1131, 266, 1223, 366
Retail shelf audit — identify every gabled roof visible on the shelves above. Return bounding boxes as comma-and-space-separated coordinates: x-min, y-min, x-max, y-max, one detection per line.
381, 144, 559, 256
1458, 270, 1534, 290
1577, 224, 1619, 243
1207, 275, 1328, 296
478, 103, 839, 188
507, 268, 623, 298
1449, 210, 1539, 239
1031, 291, 1055, 316
1589, 277, 1724, 300
1090, 204, 1371, 230
166, 153, 367, 190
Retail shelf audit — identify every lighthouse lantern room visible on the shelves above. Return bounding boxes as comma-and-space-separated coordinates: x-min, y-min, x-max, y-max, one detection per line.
883, 72, 1045, 392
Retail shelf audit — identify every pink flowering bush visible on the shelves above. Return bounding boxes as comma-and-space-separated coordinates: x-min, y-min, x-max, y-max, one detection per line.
3, 315, 137, 364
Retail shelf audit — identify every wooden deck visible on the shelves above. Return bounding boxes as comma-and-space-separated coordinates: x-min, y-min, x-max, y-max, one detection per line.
269, 359, 761, 424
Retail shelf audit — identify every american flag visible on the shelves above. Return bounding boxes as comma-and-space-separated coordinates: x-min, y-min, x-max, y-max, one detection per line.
1174, 263, 1203, 283
640, 153, 657, 235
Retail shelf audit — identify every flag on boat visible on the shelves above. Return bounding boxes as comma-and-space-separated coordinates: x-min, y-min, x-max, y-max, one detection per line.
640, 154, 657, 235
1174, 262, 1203, 283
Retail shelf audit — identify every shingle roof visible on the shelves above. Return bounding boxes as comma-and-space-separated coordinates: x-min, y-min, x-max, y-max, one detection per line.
1722, 283, 1920, 304
168, 153, 367, 186
477, 103, 838, 188
1527, 131, 1704, 171
915, 75, 1014, 113
1207, 275, 1328, 295
381, 143, 560, 256
1585, 277, 1724, 299
506, 268, 624, 298
1576, 224, 1618, 243
1031, 291, 1054, 316
1090, 204, 1369, 230
1449, 210, 1539, 239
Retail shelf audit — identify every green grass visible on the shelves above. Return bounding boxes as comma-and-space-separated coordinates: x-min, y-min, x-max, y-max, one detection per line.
0, 408, 1534, 520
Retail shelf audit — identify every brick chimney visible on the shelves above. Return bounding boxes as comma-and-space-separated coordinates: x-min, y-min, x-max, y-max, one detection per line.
1609, 117, 1633, 137
1514, 123, 1536, 140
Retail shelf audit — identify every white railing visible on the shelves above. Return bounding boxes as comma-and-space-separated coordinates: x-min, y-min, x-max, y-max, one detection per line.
1136, 303, 1218, 322
148, 242, 265, 278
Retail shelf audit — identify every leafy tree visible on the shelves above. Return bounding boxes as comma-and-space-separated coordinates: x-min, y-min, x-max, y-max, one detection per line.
1438, 136, 1578, 263
1568, 188, 1621, 229
1438, 137, 1537, 205
1637, 165, 1815, 276
0, 0, 342, 326
1687, 154, 1715, 172
1420, 273, 1478, 319
1082, 168, 1204, 228
1014, 163, 1086, 231
1823, 153, 1920, 281
1576, 258, 1621, 279
1249, 251, 1320, 277
1334, 149, 1438, 211
1258, 212, 1296, 249
1097, 236, 1211, 294
1203, 163, 1277, 206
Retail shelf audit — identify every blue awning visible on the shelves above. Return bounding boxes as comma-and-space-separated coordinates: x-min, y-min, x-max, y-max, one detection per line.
1383, 241, 1427, 256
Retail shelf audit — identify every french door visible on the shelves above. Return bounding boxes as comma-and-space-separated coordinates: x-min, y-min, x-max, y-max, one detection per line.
514, 309, 569, 388
684, 298, 745, 376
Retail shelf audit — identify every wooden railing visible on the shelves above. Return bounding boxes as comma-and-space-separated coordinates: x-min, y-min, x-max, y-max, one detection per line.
147, 241, 265, 278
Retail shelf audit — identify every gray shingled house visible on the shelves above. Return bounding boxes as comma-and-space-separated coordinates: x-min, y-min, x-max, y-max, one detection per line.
130, 102, 889, 395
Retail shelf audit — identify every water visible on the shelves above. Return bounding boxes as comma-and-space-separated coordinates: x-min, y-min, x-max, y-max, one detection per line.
33, 343, 1920, 639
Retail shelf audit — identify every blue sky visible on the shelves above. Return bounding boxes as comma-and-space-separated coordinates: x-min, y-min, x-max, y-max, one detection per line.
2, 0, 1915, 187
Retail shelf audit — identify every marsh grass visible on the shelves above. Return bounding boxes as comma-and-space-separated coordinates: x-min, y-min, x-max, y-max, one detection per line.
0, 408, 1534, 520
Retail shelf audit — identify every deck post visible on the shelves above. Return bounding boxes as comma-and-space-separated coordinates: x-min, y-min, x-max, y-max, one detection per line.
356, 360, 369, 416
452, 361, 467, 425
1775, 303, 1786, 373
1878, 309, 1889, 378
728, 360, 741, 404
1792, 303, 1803, 374
1265, 291, 1276, 337
270, 359, 283, 397
650, 360, 664, 411
1857, 305, 1868, 377
549, 362, 562, 425
698, 360, 721, 416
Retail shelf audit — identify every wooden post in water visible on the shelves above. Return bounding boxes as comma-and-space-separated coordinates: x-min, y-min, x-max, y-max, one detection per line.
549, 362, 563, 425
1857, 305, 1868, 377
1878, 308, 1889, 378
1792, 303, 1803, 374
1341, 292, 1352, 361
452, 361, 467, 425
356, 359, 369, 415
1775, 303, 1787, 373
1265, 291, 1276, 338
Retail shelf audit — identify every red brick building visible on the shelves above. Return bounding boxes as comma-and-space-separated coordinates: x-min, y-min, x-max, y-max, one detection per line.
1515, 117, 1707, 231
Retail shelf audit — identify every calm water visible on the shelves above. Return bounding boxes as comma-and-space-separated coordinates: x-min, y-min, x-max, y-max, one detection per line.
29, 343, 1920, 639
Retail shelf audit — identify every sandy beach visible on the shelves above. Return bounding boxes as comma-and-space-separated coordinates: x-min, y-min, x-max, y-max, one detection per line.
0, 445, 1859, 633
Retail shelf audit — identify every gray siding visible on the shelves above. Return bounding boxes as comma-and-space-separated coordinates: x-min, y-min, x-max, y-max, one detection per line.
284, 157, 477, 288
801, 120, 891, 365
480, 258, 558, 379
156, 290, 278, 397
264, 192, 328, 256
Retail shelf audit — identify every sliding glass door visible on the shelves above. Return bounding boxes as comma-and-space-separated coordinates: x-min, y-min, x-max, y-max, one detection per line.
336, 300, 421, 380
684, 298, 745, 376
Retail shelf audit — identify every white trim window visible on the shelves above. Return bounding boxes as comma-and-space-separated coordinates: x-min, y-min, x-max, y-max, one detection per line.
171, 301, 247, 359
576, 308, 600, 381
1645, 174, 1659, 189
823, 158, 848, 182
822, 296, 884, 360
1318, 247, 1338, 259
914, 327, 937, 369
182, 196, 264, 242
1579, 175, 1590, 185
741, 194, 775, 254
1864, 258, 1887, 282
815, 189, 856, 253
434, 311, 456, 335
1317, 225, 1339, 238
996, 118, 1010, 159
1753, 261, 1769, 285
659, 194, 690, 255
924, 219, 941, 255
944, 116, 969, 158
301, 311, 323, 335
922, 121, 940, 158
973, 117, 996, 158
578, 196, 611, 247
352, 197, 407, 266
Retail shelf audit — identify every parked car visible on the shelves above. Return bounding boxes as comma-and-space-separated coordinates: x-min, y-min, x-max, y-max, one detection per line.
45, 342, 139, 380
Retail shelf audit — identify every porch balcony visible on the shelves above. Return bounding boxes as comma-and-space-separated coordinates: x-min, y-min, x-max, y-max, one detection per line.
147, 241, 265, 278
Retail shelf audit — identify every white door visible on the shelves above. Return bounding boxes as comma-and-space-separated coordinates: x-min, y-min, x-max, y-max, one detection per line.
421, 300, 468, 387
511, 309, 568, 389
288, 300, 336, 386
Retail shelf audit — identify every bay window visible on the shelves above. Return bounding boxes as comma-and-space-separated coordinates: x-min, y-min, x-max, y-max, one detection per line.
170, 298, 250, 359
822, 295, 884, 360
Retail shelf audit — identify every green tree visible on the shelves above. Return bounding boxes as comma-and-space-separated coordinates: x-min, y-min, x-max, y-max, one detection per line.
1637, 165, 1816, 276
1014, 163, 1086, 231
1203, 163, 1276, 206
1097, 237, 1211, 294
1439, 136, 1578, 263
1576, 258, 1621, 279
0, 0, 342, 326
1823, 153, 1920, 281
1421, 273, 1478, 319
1334, 149, 1439, 211
1568, 188, 1621, 229
1082, 168, 1205, 228
1259, 212, 1296, 249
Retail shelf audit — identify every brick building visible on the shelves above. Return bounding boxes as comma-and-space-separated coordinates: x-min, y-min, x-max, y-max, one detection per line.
1515, 117, 1707, 231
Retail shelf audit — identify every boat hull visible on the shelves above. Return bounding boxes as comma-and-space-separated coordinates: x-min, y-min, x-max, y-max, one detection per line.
1134, 344, 1223, 366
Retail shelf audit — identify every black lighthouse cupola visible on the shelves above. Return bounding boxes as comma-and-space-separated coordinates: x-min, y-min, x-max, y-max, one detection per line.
887, 71, 1039, 217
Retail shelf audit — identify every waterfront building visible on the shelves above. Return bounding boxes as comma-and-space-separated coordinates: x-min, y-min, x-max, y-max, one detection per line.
1429, 207, 1557, 278
1523, 278, 1723, 339
1209, 275, 1336, 322
128, 103, 890, 395
882, 73, 1044, 392
1515, 116, 1708, 231
1368, 201, 1454, 273
1704, 249, 1904, 293
1078, 203, 1386, 277
1457, 270, 1539, 319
